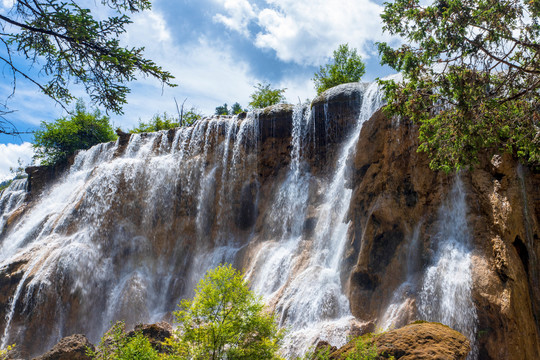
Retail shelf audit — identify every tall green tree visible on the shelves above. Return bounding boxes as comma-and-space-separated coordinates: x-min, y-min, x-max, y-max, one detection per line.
378, 0, 540, 172
313, 44, 366, 95
33, 100, 117, 165
249, 82, 286, 109
0, 0, 175, 134
165, 264, 283, 360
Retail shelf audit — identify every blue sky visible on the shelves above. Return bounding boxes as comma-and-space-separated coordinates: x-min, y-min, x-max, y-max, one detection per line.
0, 0, 398, 180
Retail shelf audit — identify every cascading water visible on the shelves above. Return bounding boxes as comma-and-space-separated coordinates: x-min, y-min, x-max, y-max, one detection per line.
0, 82, 388, 358
0, 178, 28, 232
248, 82, 385, 357
0, 114, 260, 354
418, 176, 478, 359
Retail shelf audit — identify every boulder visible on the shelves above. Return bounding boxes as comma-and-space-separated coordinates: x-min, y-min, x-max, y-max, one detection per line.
128, 322, 173, 353
32, 334, 93, 360
329, 322, 470, 360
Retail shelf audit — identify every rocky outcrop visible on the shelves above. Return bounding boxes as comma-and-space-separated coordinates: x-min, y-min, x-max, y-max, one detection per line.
32, 334, 93, 360
127, 322, 172, 353
345, 109, 540, 359
328, 322, 470, 360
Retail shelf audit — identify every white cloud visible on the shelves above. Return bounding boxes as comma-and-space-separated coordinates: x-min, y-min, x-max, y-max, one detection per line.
1, 0, 14, 8
213, 0, 257, 37
0, 142, 34, 182
214, 0, 391, 66
113, 10, 260, 126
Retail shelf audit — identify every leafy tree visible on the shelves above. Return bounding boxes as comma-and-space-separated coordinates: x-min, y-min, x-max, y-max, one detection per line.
215, 103, 230, 115
231, 102, 246, 114
249, 82, 286, 109
378, 0, 540, 172
181, 108, 202, 126
0, 0, 176, 135
33, 100, 117, 165
130, 112, 179, 133
313, 44, 366, 95
164, 264, 283, 360
87, 321, 159, 360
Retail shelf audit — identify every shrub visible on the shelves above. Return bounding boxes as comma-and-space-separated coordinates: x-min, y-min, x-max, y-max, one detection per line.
87, 321, 159, 360
130, 112, 179, 133
33, 100, 116, 166
164, 264, 283, 360
249, 82, 286, 109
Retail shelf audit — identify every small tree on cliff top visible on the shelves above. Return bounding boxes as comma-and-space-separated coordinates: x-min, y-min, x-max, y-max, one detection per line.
33, 100, 117, 166
378, 0, 540, 172
249, 82, 286, 109
164, 264, 283, 360
313, 44, 366, 95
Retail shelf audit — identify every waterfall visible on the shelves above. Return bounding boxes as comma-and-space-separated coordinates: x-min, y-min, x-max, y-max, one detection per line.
0, 178, 28, 232
0, 83, 388, 357
248, 82, 384, 357
418, 176, 478, 359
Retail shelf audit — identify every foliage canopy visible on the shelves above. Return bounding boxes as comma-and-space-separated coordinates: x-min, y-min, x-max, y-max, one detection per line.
313, 44, 366, 95
249, 82, 286, 109
0, 0, 175, 134
165, 263, 283, 360
378, 0, 540, 172
33, 100, 117, 165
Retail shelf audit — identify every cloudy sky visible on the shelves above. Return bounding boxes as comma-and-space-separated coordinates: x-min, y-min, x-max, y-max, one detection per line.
0, 0, 398, 180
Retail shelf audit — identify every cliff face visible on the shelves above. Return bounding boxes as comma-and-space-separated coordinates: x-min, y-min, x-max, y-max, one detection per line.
346, 109, 540, 359
0, 83, 538, 359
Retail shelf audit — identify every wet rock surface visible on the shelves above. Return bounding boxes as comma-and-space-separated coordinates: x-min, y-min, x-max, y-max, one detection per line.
346, 109, 540, 359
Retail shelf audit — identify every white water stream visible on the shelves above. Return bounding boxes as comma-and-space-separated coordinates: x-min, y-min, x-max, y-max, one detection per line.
0, 81, 480, 359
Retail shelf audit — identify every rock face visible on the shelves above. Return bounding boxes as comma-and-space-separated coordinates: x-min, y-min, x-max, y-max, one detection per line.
329, 322, 471, 360
345, 109, 540, 359
0, 82, 538, 359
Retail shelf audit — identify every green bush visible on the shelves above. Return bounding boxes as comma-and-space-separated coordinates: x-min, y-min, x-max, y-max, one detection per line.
249, 82, 286, 109
313, 44, 365, 95
164, 264, 283, 360
130, 112, 179, 133
87, 321, 159, 360
33, 100, 117, 166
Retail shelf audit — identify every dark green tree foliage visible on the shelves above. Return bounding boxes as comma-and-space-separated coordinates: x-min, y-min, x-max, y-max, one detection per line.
249, 82, 286, 109
87, 321, 159, 360
165, 264, 282, 360
313, 44, 366, 95
215, 103, 230, 115
231, 102, 246, 114
0, 0, 175, 120
33, 100, 116, 165
378, 0, 540, 172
